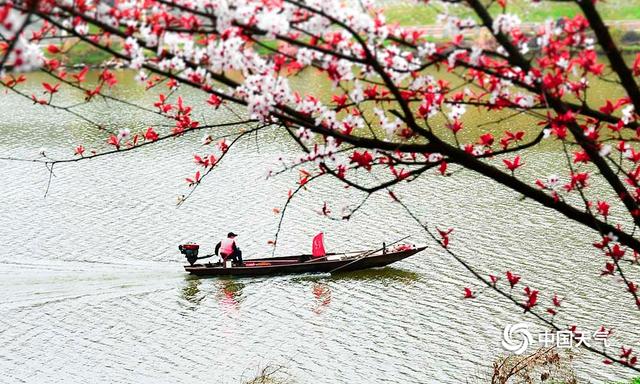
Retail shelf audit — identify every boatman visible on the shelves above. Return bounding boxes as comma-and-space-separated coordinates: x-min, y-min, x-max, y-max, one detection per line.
215, 232, 243, 266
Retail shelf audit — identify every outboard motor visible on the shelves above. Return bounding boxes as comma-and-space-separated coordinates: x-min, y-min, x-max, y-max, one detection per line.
179, 243, 200, 266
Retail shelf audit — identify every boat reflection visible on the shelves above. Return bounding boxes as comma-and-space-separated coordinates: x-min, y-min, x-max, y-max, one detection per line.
312, 282, 332, 314
329, 267, 420, 283
294, 267, 420, 284
181, 277, 205, 306
215, 279, 245, 310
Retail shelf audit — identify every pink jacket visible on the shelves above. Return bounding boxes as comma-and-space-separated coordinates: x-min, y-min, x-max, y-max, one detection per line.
220, 238, 236, 255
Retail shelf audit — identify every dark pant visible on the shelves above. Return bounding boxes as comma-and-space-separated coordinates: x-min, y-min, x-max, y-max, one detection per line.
222, 249, 243, 264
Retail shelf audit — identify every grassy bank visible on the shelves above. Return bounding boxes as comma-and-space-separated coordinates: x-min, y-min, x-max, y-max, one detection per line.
382, 0, 640, 26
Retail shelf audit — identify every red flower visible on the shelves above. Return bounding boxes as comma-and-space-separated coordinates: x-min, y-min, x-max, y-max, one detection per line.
599, 98, 628, 115
332, 94, 348, 110
633, 54, 640, 76
350, 150, 374, 171
185, 171, 201, 186
503, 156, 523, 172
447, 119, 463, 134
606, 244, 626, 260
573, 150, 590, 164
523, 286, 538, 311
42, 82, 60, 94
47, 44, 61, 54
207, 94, 222, 108
479, 133, 494, 146
504, 130, 524, 142
596, 200, 610, 218
463, 287, 475, 299
144, 127, 159, 142
107, 135, 120, 149
437, 227, 453, 248
439, 161, 447, 176
601, 262, 615, 276
99, 69, 117, 87
506, 271, 520, 288
363, 84, 378, 99
72, 66, 89, 83
621, 346, 633, 359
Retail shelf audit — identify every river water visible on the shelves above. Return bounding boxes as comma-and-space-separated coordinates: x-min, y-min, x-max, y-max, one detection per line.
1, 71, 639, 383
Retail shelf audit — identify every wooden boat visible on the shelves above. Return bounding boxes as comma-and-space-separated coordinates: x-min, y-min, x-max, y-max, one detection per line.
183, 245, 427, 277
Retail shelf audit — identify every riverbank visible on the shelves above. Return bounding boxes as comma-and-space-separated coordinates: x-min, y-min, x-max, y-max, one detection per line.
381, 0, 640, 26
54, 18, 640, 69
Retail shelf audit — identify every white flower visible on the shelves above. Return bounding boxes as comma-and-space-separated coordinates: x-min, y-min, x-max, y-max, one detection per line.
492, 14, 521, 34
418, 42, 436, 58
516, 95, 534, 108
4, 38, 43, 72
599, 144, 612, 157
257, 9, 290, 37
447, 104, 466, 120
296, 127, 315, 144
134, 70, 148, 83
584, 38, 595, 50
117, 128, 131, 142
169, 56, 186, 72
622, 105, 635, 125
556, 57, 569, 70
350, 81, 364, 103
470, 46, 482, 65
447, 49, 466, 68
547, 174, 559, 187
239, 73, 292, 122
75, 22, 89, 35
428, 153, 443, 162
583, 126, 596, 138
472, 146, 484, 156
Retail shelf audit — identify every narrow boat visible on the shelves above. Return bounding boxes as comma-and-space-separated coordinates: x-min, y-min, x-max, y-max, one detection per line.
181, 244, 426, 277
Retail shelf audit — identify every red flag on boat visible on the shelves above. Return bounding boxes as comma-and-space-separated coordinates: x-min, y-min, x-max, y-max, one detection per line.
312, 232, 326, 257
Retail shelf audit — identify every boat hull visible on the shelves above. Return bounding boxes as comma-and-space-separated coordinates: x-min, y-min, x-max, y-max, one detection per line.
184, 246, 426, 277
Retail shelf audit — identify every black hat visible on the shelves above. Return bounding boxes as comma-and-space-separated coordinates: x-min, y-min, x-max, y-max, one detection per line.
228, 232, 238, 237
